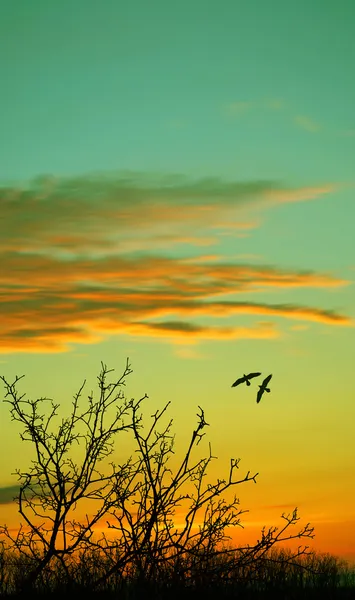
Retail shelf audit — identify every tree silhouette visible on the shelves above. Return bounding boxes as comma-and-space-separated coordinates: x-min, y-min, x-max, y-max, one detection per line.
0, 360, 315, 595
0, 359, 137, 590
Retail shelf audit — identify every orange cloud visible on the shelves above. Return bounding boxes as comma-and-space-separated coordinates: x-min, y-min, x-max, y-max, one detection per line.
0, 249, 351, 354
121, 320, 279, 343
0, 172, 350, 354
267, 184, 336, 205
150, 301, 351, 326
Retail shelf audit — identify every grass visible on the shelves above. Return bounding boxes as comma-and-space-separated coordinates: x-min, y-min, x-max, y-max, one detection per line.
0, 543, 354, 599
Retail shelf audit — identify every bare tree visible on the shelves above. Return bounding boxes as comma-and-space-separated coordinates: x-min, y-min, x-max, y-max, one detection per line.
91, 402, 259, 590
0, 359, 315, 594
0, 359, 139, 590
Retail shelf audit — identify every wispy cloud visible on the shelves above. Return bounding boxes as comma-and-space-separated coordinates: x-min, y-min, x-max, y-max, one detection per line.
174, 347, 206, 360
224, 98, 323, 134
0, 172, 350, 354
264, 98, 285, 111
165, 119, 186, 129
266, 184, 336, 204
225, 99, 325, 136
0, 172, 337, 256
225, 98, 285, 116
124, 320, 279, 343
211, 219, 261, 237
289, 323, 310, 331
224, 101, 252, 116
294, 115, 321, 133
338, 128, 355, 138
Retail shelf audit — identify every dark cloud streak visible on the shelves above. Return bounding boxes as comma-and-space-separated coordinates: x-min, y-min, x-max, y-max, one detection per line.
0, 485, 19, 505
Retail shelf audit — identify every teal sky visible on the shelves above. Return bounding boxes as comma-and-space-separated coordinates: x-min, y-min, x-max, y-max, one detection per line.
1, 0, 355, 562
1, 0, 355, 182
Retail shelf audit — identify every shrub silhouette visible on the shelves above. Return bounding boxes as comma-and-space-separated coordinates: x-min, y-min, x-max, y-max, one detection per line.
0, 359, 352, 599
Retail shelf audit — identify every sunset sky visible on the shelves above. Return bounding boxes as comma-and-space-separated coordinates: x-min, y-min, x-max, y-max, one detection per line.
0, 0, 355, 562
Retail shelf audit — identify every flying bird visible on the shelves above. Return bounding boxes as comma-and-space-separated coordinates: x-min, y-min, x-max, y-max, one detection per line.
256, 374, 273, 403
231, 372, 261, 388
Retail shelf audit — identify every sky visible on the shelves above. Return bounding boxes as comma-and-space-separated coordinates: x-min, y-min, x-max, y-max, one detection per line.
0, 0, 355, 563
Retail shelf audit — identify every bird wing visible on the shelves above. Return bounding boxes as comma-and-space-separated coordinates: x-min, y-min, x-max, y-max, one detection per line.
256, 387, 263, 403
231, 376, 244, 387
263, 374, 272, 386
247, 372, 261, 379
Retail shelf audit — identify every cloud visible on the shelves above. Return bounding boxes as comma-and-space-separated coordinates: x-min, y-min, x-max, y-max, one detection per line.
0, 251, 351, 354
124, 320, 279, 343
264, 98, 285, 111
223, 99, 327, 139
224, 101, 252, 116
289, 324, 310, 331
173, 347, 206, 360
266, 184, 336, 205
211, 219, 261, 237
0, 172, 337, 257
0, 172, 350, 354
294, 115, 321, 133
0, 483, 76, 505
161, 300, 351, 325
165, 119, 186, 129
0, 485, 20, 505
339, 128, 355, 137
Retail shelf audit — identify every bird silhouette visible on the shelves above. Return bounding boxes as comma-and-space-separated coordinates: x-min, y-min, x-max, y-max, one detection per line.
231, 372, 261, 387
256, 374, 272, 403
